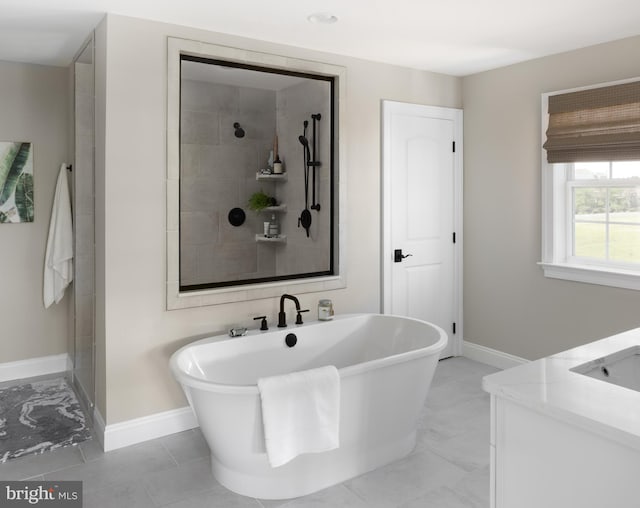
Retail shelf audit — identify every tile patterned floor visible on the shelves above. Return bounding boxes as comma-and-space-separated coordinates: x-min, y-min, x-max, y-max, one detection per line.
0, 357, 498, 507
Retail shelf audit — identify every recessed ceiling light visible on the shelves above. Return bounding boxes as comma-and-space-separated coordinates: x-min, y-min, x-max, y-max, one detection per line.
307, 12, 338, 24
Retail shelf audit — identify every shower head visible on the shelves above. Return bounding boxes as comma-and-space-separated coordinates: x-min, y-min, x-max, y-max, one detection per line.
299, 135, 311, 160
233, 122, 245, 138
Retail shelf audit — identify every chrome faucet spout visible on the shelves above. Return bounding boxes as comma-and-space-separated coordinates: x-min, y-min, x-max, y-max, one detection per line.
278, 294, 301, 327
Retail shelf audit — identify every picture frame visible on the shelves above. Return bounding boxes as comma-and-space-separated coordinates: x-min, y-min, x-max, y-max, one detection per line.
0, 142, 34, 223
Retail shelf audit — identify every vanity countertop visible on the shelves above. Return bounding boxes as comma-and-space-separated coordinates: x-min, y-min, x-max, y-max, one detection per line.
483, 326, 640, 450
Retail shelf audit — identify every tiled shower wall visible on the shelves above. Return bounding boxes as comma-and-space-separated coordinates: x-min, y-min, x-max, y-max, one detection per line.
180, 81, 277, 286
73, 60, 95, 407
180, 78, 332, 286
276, 79, 332, 276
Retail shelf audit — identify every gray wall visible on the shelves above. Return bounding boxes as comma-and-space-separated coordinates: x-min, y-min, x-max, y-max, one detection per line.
0, 61, 69, 364
462, 35, 640, 360
276, 79, 332, 275
96, 13, 461, 424
180, 80, 276, 285
179, 77, 333, 286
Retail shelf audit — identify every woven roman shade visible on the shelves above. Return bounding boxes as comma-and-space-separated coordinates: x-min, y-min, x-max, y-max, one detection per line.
543, 81, 640, 163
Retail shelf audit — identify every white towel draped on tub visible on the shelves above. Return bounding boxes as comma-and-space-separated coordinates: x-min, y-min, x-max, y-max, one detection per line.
258, 365, 340, 468
43, 164, 73, 308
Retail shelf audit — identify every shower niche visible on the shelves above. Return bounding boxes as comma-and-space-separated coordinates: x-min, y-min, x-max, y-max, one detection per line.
167, 38, 346, 309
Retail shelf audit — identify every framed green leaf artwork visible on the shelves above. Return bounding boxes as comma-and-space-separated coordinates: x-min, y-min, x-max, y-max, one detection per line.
0, 142, 34, 223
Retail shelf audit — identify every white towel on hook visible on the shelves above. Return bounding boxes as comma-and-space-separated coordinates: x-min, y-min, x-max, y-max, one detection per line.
43, 164, 73, 308
258, 365, 340, 468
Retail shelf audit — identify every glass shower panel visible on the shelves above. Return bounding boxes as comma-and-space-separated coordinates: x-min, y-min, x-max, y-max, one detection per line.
72, 38, 95, 411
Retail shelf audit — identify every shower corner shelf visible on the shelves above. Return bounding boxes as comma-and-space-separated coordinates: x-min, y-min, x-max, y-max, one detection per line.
262, 204, 287, 213
256, 172, 288, 182
255, 234, 287, 244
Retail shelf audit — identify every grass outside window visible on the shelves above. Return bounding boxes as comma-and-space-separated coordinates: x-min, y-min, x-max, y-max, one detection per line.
572, 180, 640, 265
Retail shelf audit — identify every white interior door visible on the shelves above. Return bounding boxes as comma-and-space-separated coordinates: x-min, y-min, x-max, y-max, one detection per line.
382, 101, 463, 358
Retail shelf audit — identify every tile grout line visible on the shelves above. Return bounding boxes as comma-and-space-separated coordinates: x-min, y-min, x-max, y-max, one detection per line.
78, 443, 88, 464
158, 439, 181, 468
24, 449, 86, 480
342, 481, 369, 504
143, 481, 165, 508
145, 440, 186, 507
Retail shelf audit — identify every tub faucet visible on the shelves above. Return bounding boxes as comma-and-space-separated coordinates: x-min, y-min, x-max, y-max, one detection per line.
278, 294, 308, 327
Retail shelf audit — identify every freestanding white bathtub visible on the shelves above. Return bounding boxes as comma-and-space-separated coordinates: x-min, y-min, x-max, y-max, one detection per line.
170, 313, 447, 499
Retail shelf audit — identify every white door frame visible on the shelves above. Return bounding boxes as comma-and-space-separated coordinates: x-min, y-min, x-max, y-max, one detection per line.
381, 100, 464, 357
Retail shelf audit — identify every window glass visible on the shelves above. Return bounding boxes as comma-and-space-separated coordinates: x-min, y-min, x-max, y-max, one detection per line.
572, 184, 640, 264
574, 222, 606, 259
574, 187, 606, 221
609, 224, 640, 263
574, 162, 609, 180
612, 161, 640, 180
609, 187, 640, 224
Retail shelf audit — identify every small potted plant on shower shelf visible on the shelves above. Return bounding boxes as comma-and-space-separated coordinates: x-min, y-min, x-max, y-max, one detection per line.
248, 190, 277, 212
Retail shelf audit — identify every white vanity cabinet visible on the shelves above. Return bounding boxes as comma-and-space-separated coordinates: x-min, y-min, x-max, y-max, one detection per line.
484, 328, 640, 508
488, 394, 640, 508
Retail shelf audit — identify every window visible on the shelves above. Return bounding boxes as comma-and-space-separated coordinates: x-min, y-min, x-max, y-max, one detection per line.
570, 162, 640, 266
541, 80, 640, 290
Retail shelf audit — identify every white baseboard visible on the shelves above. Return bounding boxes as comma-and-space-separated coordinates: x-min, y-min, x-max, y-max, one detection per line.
0, 353, 70, 383
462, 341, 527, 370
100, 406, 198, 452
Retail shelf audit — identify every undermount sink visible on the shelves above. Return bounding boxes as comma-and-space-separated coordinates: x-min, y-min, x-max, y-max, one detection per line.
570, 346, 640, 392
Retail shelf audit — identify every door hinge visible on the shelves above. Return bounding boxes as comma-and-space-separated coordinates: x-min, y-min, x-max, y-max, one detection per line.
452, 322, 456, 334
453, 232, 456, 244
452, 141, 456, 152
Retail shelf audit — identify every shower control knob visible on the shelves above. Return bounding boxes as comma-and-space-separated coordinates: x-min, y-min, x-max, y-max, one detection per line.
285, 333, 297, 348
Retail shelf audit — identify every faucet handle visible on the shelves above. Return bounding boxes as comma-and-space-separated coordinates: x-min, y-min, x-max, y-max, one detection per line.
253, 315, 268, 331
295, 309, 309, 325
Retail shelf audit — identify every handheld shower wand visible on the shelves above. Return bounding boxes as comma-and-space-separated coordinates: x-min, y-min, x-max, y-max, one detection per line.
298, 121, 312, 237
298, 135, 311, 162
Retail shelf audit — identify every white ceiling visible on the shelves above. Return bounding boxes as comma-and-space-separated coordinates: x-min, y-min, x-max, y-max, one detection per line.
2, 0, 640, 76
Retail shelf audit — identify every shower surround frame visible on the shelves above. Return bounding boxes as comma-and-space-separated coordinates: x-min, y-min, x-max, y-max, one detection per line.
166, 37, 347, 310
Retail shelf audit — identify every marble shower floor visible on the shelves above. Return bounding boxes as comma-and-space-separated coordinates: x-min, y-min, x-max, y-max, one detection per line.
0, 357, 498, 508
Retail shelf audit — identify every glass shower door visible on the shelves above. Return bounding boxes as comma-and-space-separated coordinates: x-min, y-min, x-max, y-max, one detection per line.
72, 37, 96, 412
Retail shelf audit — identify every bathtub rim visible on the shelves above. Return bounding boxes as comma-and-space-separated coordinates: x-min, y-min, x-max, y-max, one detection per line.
170, 313, 447, 395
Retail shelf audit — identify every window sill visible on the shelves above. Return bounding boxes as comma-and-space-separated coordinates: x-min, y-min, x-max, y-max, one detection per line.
539, 262, 640, 291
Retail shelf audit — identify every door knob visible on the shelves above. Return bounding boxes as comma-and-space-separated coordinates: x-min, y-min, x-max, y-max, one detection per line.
394, 249, 413, 263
